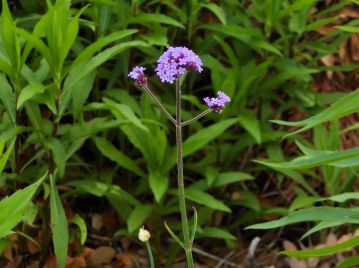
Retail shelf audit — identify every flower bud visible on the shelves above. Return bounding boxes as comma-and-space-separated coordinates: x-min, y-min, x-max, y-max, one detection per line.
138, 226, 151, 242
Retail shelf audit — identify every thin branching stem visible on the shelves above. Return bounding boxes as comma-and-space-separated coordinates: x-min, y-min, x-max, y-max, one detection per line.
143, 85, 176, 125
181, 109, 212, 126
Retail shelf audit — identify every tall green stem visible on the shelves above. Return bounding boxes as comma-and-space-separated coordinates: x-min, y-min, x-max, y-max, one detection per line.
175, 79, 194, 267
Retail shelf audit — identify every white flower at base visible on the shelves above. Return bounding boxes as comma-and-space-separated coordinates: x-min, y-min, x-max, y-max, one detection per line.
138, 226, 151, 242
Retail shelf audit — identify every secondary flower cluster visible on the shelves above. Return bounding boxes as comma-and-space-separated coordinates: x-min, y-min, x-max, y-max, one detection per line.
203, 91, 231, 113
128, 66, 147, 87
128, 46, 230, 113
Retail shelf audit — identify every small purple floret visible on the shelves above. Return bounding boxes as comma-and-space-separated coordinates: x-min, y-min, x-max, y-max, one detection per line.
155, 46, 203, 84
204, 91, 231, 113
128, 66, 147, 87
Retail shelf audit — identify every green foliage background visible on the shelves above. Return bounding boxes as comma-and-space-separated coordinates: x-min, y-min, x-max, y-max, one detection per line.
1, 0, 359, 266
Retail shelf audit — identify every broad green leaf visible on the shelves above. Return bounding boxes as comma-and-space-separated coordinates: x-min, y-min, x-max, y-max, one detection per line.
72, 214, 87, 245
124, 14, 184, 28
58, 6, 87, 69
0, 139, 15, 174
200, 24, 282, 56
46, 139, 66, 178
246, 207, 359, 230
201, 3, 226, 24
15, 28, 53, 71
17, 82, 45, 109
280, 235, 359, 258
50, 175, 69, 268
0, 74, 16, 123
0, 173, 45, 238
201, 227, 236, 241
103, 98, 148, 131
185, 188, 231, 212
127, 205, 154, 233
149, 173, 168, 202
93, 136, 145, 177
1, 0, 20, 74
60, 40, 148, 115
302, 221, 342, 239
183, 118, 237, 157
238, 112, 261, 144
72, 30, 138, 66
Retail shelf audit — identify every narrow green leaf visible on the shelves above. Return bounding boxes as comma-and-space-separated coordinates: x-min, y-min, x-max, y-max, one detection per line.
280, 235, 359, 258
183, 118, 237, 158
201, 3, 226, 24
336, 256, 359, 268
0, 139, 15, 174
238, 112, 261, 144
0, 74, 16, 123
60, 40, 147, 115
127, 205, 153, 234
72, 30, 138, 66
46, 139, 66, 178
214, 172, 253, 187
103, 98, 148, 131
335, 25, 359, 33
164, 222, 185, 249
255, 146, 359, 170
124, 14, 184, 28
246, 207, 359, 230
201, 227, 236, 241
190, 207, 198, 244
272, 88, 359, 135
50, 175, 69, 268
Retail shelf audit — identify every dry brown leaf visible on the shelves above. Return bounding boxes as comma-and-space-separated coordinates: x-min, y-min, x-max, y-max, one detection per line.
91, 213, 103, 231
320, 54, 335, 79
354, 228, 359, 237
339, 8, 359, 19
339, 42, 349, 64
4, 256, 22, 268
91, 246, 116, 265
286, 257, 308, 268
350, 34, 359, 61
3, 246, 13, 261
27, 261, 40, 268
116, 254, 133, 267
307, 257, 320, 268
326, 232, 337, 246
315, 26, 335, 35
67, 256, 86, 268
27, 239, 40, 254
44, 256, 57, 268
78, 247, 94, 262
283, 240, 298, 251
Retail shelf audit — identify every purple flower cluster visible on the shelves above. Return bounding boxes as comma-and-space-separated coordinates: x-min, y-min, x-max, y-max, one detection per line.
204, 91, 231, 113
128, 66, 147, 87
155, 46, 203, 84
